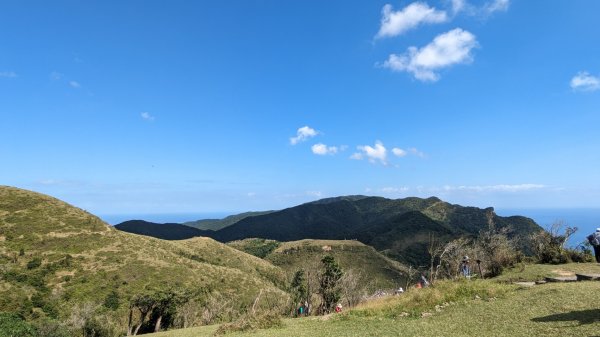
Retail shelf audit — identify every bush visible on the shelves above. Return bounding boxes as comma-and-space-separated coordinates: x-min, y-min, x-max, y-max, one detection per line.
530, 223, 578, 264
26, 257, 42, 270
103, 291, 120, 310
0, 312, 37, 337
33, 319, 70, 337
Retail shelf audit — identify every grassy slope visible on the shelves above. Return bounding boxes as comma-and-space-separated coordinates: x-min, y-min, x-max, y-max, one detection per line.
0, 186, 287, 325
264, 239, 408, 291
149, 274, 600, 337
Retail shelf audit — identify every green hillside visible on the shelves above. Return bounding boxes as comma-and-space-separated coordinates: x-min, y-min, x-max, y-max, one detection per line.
0, 186, 288, 334
115, 196, 542, 268
212, 197, 542, 266
183, 211, 275, 231
266, 239, 408, 291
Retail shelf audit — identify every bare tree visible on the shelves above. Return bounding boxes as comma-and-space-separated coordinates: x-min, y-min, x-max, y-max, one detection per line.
339, 269, 366, 308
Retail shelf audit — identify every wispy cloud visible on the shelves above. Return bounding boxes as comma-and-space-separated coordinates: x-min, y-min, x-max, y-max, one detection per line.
570, 71, 600, 92
50, 71, 63, 80
306, 190, 323, 198
408, 147, 426, 158
442, 184, 546, 192
290, 126, 318, 145
312, 143, 339, 156
449, 0, 510, 16
141, 112, 155, 121
380, 186, 410, 193
483, 0, 510, 14
382, 28, 477, 82
450, 0, 467, 14
69, 81, 81, 88
392, 147, 407, 157
351, 141, 388, 165
376, 2, 448, 39
0, 71, 17, 78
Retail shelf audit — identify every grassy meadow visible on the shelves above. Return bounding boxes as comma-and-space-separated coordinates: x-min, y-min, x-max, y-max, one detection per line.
149, 271, 600, 337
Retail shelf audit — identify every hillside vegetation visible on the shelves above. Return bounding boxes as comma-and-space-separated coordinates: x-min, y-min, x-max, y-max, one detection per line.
117, 196, 542, 267
183, 211, 275, 231
0, 186, 288, 334
148, 263, 600, 337
265, 239, 407, 291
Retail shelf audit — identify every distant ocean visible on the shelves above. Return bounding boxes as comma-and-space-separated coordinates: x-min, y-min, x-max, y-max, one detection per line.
98, 212, 231, 226
496, 208, 600, 248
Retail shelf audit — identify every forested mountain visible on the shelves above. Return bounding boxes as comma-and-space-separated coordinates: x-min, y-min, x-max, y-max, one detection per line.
116, 196, 542, 266
182, 211, 275, 231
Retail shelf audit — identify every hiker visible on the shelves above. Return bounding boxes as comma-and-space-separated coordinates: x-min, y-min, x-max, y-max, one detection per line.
335, 303, 342, 313
297, 303, 305, 316
587, 228, 600, 263
420, 274, 430, 287
461, 256, 471, 278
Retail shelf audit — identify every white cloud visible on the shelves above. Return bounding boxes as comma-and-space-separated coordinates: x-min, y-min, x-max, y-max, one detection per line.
352, 141, 388, 165
50, 71, 63, 80
450, 0, 467, 14
380, 186, 410, 193
382, 28, 477, 82
376, 2, 448, 39
306, 190, 323, 198
443, 184, 546, 192
69, 81, 81, 88
290, 126, 318, 145
141, 112, 155, 121
570, 72, 600, 92
311, 143, 339, 156
0, 71, 17, 78
484, 0, 510, 14
392, 147, 407, 157
408, 147, 426, 158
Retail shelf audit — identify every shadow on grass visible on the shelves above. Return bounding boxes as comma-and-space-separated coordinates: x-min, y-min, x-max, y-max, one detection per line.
532, 309, 600, 325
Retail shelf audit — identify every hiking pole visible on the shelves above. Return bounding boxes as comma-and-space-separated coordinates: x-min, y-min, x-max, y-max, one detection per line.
476, 259, 483, 279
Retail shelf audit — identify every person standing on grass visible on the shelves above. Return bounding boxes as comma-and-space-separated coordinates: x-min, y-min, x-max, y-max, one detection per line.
461, 256, 471, 278
587, 228, 600, 263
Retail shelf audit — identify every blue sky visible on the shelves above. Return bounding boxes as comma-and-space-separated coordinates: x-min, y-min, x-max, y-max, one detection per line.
1, 0, 599, 215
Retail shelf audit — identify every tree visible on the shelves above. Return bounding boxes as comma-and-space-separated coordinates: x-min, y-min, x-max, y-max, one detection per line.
290, 269, 308, 315
128, 294, 155, 336
318, 255, 343, 314
151, 288, 187, 332
338, 269, 365, 307
128, 288, 188, 335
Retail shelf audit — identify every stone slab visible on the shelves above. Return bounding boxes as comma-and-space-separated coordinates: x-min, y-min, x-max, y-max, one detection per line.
513, 282, 536, 287
544, 276, 578, 283
575, 273, 600, 281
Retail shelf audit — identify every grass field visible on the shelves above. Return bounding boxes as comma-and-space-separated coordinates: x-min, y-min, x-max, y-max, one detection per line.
149, 265, 600, 337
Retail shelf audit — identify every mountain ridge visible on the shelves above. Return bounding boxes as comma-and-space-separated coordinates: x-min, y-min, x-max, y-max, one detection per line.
115, 195, 542, 266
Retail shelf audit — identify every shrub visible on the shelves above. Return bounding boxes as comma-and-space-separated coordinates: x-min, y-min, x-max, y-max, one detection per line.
26, 257, 42, 270
33, 319, 70, 337
0, 312, 37, 337
530, 222, 578, 264
103, 291, 120, 310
